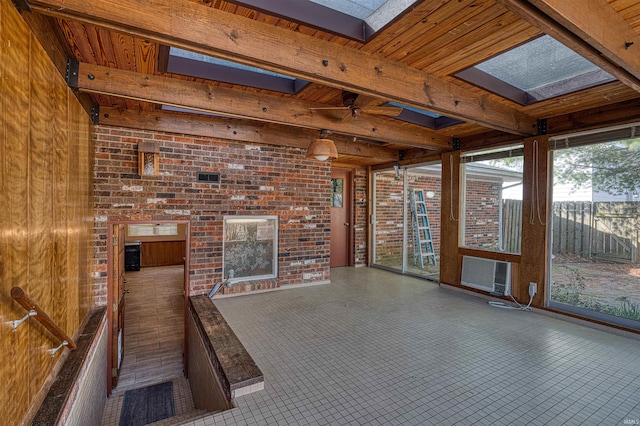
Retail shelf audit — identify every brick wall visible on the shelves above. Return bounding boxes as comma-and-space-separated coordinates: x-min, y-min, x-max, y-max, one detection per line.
373, 169, 502, 265
93, 126, 365, 304
373, 171, 442, 266
373, 172, 404, 266
463, 180, 502, 250
354, 169, 367, 266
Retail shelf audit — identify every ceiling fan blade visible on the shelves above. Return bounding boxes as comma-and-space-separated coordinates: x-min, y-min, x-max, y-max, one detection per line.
361, 106, 403, 117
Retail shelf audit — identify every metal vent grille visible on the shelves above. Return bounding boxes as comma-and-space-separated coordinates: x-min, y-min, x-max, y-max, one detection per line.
197, 172, 220, 184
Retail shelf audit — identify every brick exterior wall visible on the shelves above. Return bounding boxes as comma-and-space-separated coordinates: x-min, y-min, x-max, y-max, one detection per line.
373, 172, 404, 266
463, 180, 502, 250
354, 169, 368, 266
93, 126, 366, 304
373, 171, 442, 266
374, 169, 502, 265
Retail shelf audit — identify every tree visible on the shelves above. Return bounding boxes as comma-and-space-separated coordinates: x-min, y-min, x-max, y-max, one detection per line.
554, 139, 640, 196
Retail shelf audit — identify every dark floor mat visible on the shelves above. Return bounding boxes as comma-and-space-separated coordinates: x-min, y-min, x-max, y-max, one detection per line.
120, 381, 175, 426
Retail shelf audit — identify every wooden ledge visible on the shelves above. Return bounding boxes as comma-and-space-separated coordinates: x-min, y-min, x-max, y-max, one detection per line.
189, 296, 264, 399
32, 307, 107, 425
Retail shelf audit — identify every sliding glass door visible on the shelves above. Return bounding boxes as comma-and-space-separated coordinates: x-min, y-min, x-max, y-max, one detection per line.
549, 135, 640, 329
405, 167, 441, 280
372, 163, 441, 281
373, 169, 404, 272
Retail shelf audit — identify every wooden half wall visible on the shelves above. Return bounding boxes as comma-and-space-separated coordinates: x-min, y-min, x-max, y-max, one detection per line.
0, 1, 95, 424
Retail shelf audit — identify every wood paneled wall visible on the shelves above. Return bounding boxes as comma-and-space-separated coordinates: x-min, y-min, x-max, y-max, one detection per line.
141, 241, 186, 267
0, 1, 95, 424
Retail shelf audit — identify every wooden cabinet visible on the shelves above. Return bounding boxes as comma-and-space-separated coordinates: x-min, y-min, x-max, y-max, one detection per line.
140, 241, 186, 267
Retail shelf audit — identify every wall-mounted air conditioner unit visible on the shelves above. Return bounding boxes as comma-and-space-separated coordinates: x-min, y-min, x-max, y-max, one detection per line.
461, 255, 511, 296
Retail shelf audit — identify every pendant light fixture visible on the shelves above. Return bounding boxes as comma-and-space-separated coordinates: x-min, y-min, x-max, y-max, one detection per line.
306, 129, 338, 161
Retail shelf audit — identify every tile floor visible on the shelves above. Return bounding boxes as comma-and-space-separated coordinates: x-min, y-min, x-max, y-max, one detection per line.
117, 265, 185, 391
179, 266, 640, 426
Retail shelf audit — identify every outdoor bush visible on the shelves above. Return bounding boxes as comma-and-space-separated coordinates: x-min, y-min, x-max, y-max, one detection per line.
550, 265, 640, 321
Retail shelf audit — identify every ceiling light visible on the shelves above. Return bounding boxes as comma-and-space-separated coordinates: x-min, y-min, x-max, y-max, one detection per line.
307, 130, 338, 161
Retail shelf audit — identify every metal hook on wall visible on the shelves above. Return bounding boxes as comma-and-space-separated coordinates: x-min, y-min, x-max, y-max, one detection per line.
11, 310, 37, 332
50, 341, 69, 357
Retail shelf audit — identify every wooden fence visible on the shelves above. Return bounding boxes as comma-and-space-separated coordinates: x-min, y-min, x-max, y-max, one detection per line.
502, 201, 640, 263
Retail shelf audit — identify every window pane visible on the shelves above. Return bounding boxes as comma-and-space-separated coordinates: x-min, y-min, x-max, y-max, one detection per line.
223, 216, 278, 281
476, 36, 603, 91
406, 165, 441, 281
128, 224, 178, 237
456, 35, 615, 104
309, 0, 385, 19
461, 147, 524, 254
332, 178, 343, 208
372, 170, 404, 271
550, 140, 640, 328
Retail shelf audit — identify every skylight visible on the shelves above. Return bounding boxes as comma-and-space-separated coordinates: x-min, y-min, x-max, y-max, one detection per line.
223, 0, 419, 42
163, 47, 310, 94
172, 48, 295, 80
387, 102, 462, 129
455, 35, 616, 105
309, 0, 386, 20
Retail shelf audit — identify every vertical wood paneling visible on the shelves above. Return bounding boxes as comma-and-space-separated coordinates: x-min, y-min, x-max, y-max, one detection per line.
68, 96, 82, 325
76, 98, 94, 320
1, 1, 95, 423
29, 28, 57, 399
520, 136, 551, 307
53, 55, 70, 339
140, 241, 186, 267
439, 151, 461, 286
1, 1, 32, 420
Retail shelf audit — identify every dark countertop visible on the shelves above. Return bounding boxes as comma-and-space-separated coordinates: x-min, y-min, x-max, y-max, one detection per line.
190, 295, 264, 392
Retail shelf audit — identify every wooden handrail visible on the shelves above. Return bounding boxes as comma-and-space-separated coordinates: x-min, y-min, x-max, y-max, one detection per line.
11, 287, 77, 350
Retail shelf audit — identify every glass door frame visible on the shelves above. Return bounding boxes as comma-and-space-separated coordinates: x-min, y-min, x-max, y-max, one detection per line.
546, 146, 640, 330
371, 161, 441, 282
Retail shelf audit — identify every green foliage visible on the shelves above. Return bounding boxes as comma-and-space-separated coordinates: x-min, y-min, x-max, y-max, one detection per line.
551, 265, 605, 312
613, 297, 640, 320
551, 265, 640, 321
554, 140, 640, 196
488, 157, 524, 172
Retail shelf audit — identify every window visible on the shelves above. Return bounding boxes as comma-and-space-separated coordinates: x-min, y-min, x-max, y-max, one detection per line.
128, 223, 178, 237
162, 47, 309, 94
549, 125, 640, 329
223, 216, 278, 282
332, 178, 343, 208
455, 35, 615, 105
223, 0, 420, 42
386, 102, 461, 129
461, 145, 524, 253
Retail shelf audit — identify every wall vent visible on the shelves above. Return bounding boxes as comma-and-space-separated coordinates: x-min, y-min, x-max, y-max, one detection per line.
461, 255, 511, 296
197, 172, 220, 184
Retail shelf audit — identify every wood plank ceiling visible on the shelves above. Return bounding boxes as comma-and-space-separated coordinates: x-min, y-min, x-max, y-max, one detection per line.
17, 0, 640, 167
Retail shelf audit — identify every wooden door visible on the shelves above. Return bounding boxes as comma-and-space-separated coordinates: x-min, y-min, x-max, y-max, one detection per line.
330, 170, 352, 267
112, 224, 126, 387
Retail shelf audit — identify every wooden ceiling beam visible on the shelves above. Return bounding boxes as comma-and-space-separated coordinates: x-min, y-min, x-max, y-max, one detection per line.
459, 98, 640, 150
497, 0, 640, 93
75, 62, 451, 150
26, 0, 537, 135
98, 107, 404, 161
